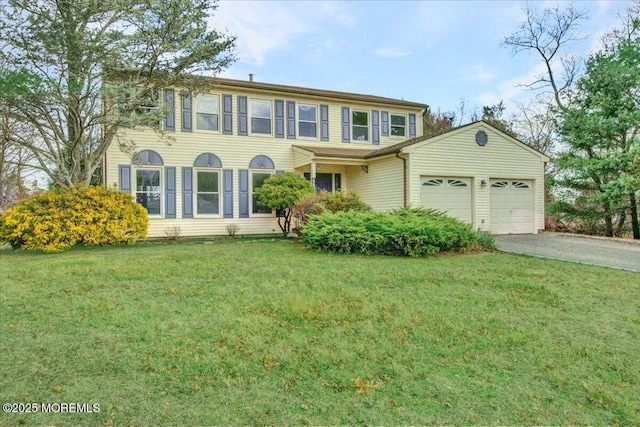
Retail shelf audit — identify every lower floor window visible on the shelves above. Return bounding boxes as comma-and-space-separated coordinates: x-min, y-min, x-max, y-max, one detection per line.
197, 170, 220, 215
252, 171, 272, 214
136, 169, 161, 215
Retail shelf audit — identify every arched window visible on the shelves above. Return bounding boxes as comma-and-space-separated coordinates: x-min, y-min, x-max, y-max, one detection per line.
193, 153, 223, 216
132, 149, 163, 165
133, 150, 164, 215
248, 155, 275, 215
249, 155, 275, 169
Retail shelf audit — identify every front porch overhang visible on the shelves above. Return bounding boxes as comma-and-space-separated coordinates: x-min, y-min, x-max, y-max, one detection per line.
292, 145, 373, 168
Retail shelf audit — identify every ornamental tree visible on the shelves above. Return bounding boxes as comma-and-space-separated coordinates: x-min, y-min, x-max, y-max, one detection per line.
254, 173, 315, 236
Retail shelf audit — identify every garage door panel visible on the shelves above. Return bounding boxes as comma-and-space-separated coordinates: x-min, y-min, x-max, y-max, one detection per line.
420, 177, 472, 224
490, 179, 534, 234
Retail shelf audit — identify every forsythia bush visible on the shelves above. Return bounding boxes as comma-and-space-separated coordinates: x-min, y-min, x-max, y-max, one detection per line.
302, 207, 477, 256
0, 186, 148, 252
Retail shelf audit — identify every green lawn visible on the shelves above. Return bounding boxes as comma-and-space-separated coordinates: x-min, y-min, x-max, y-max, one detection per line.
1, 239, 638, 425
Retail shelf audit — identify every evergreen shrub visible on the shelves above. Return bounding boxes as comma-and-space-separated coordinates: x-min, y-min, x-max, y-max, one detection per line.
301, 207, 477, 256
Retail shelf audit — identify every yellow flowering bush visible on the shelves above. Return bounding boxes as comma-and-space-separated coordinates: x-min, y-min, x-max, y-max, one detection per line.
0, 186, 148, 252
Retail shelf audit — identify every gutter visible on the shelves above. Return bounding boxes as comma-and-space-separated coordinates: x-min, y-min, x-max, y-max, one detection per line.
396, 152, 407, 208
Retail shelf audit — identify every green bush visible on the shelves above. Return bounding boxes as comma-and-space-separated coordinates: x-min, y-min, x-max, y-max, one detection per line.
292, 190, 370, 230
0, 186, 148, 252
301, 207, 477, 256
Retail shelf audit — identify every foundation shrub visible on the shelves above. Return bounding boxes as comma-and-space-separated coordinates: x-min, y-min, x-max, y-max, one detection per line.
0, 185, 148, 252
302, 207, 477, 256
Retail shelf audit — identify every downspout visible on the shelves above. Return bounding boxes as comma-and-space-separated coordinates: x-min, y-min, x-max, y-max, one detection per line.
396, 152, 407, 208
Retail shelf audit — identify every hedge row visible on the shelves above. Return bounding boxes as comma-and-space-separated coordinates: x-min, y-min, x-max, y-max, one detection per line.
301, 207, 477, 256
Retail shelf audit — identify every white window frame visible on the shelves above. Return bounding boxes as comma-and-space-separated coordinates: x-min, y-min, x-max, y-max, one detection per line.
250, 170, 274, 216
390, 113, 407, 138
352, 109, 369, 142
298, 104, 318, 139
134, 167, 162, 217
195, 94, 220, 132
250, 98, 272, 136
195, 169, 221, 217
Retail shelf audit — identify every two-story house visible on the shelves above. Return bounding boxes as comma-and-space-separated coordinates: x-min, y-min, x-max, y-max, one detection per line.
104, 76, 549, 238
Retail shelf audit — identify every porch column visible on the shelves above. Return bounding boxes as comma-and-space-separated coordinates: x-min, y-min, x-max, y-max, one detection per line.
310, 161, 317, 188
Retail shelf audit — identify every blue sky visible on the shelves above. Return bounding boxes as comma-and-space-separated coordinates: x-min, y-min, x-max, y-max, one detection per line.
211, 0, 634, 117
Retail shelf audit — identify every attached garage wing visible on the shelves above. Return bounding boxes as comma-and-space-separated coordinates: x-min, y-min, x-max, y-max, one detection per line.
420, 177, 473, 224
490, 179, 534, 234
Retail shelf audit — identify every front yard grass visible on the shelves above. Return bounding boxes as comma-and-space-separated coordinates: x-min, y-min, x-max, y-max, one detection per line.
1, 239, 638, 425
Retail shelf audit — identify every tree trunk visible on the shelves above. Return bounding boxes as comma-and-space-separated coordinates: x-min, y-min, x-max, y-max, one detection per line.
603, 200, 614, 237
630, 191, 640, 240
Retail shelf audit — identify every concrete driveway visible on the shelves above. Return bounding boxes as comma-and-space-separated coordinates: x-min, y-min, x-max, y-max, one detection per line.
495, 233, 640, 273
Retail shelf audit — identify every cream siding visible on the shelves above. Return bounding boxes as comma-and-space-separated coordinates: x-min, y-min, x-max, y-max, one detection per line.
403, 123, 547, 232
105, 83, 424, 237
345, 155, 404, 211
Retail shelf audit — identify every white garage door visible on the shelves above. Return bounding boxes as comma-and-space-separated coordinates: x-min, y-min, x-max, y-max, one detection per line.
420, 177, 473, 224
490, 179, 534, 234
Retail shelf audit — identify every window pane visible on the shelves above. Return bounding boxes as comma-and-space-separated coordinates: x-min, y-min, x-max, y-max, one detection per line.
197, 194, 219, 215
136, 169, 160, 189
196, 113, 219, 131
252, 194, 271, 214
136, 169, 161, 215
353, 125, 368, 141
298, 105, 316, 121
391, 126, 405, 137
251, 99, 271, 118
197, 95, 219, 114
197, 171, 218, 193
299, 122, 317, 138
391, 115, 406, 126
251, 117, 271, 134
252, 172, 270, 188
352, 111, 368, 126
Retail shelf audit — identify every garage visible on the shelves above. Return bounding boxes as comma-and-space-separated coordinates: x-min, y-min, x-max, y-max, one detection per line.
420, 176, 473, 224
490, 179, 535, 234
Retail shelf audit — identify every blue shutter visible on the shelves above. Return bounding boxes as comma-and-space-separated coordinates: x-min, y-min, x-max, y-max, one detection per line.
286, 101, 296, 139
409, 113, 416, 138
164, 89, 175, 131
341, 107, 350, 143
335, 173, 342, 191
182, 167, 193, 218
223, 94, 233, 135
320, 104, 329, 141
165, 167, 176, 218
275, 169, 285, 218
223, 169, 233, 218
372, 110, 380, 145
181, 90, 192, 132
119, 165, 131, 192
381, 111, 389, 136
239, 169, 249, 218
275, 99, 284, 138
238, 96, 248, 136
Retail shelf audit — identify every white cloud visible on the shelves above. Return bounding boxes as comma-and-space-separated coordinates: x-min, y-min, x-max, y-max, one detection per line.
460, 63, 498, 85
374, 47, 411, 58
210, 1, 355, 68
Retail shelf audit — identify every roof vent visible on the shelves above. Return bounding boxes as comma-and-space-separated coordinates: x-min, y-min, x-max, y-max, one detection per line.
249, 73, 254, 82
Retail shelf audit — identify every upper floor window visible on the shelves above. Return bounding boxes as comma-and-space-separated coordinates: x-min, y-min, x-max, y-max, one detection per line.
298, 104, 317, 138
135, 90, 160, 117
352, 110, 369, 141
390, 113, 406, 137
251, 99, 272, 135
196, 94, 219, 131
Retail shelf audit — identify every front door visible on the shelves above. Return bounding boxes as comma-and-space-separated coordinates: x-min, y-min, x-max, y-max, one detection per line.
304, 172, 340, 192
